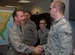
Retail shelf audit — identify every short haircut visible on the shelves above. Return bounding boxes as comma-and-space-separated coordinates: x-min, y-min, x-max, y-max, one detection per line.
40, 18, 47, 24
25, 11, 32, 15
12, 10, 24, 18
52, 0, 65, 14
12, 10, 24, 20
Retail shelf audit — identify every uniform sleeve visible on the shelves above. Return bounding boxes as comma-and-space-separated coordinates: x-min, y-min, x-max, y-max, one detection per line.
31, 23, 38, 46
58, 27, 73, 55
9, 28, 34, 53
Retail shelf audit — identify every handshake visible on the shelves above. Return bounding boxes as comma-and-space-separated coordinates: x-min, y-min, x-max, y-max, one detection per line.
33, 45, 43, 54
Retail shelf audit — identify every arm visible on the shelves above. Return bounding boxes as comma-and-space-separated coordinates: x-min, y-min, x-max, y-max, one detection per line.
31, 23, 38, 46
9, 28, 34, 53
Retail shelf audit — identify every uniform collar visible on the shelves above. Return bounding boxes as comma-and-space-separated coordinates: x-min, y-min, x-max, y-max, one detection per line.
25, 19, 31, 23
52, 16, 65, 25
40, 28, 47, 32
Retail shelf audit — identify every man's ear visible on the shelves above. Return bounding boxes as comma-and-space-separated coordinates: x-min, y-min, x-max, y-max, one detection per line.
14, 16, 17, 21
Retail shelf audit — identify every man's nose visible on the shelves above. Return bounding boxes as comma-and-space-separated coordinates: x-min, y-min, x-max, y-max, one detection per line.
23, 17, 25, 19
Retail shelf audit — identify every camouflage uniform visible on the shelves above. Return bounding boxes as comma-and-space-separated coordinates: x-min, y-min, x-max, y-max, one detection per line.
43, 16, 73, 55
7, 22, 35, 55
21, 19, 38, 46
38, 28, 49, 45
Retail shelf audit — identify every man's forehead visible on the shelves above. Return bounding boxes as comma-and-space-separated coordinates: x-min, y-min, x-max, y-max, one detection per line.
40, 20, 46, 23
17, 11, 24, 15
50, 2, 54, 7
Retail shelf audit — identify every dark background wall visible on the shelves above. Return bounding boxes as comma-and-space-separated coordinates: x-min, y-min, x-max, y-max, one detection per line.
69, 0, 75, 21
70, 21, 75, 49
69, 0, 75, 49
0, 45, 8, 55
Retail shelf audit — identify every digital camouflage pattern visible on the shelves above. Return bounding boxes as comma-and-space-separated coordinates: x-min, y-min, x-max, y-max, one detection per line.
43, 16, 73, 55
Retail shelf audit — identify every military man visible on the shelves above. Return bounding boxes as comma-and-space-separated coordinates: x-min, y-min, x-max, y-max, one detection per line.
7, 10, 42, 55
38, 19, 49, 55
21, 11, 38, 46
38, 19, 49, 45
36, 1, 73, 55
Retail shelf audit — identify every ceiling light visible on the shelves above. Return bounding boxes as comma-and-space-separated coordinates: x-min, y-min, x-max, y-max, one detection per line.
18, 0, 31, 3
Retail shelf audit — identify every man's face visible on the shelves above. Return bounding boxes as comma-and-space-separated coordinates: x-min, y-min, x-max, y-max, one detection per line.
16, 11, 25, 24
39, 20, 47, 29
25, 12, 31, 20
49, 3, 56, 18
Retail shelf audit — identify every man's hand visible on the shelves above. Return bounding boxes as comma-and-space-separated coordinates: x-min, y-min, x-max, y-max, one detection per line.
34, 45, 43, 54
